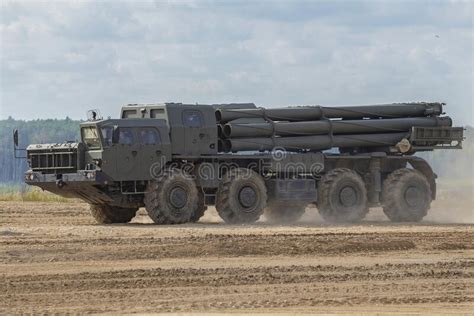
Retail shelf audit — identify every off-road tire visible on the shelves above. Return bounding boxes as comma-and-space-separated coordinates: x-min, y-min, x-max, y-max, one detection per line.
265, 201, 307, 224
90, 204, 138, 224
190, 191, 207, 223
216, 168, 267, 224
144, 168, 200, 224
382, 168, 432, 222
317, 168, 368, 223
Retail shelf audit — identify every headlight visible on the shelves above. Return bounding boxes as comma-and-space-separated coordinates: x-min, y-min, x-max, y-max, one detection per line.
86, 171, 96, 179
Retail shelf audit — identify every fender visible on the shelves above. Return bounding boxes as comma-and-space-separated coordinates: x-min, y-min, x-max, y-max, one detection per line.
406, 156, 437, 200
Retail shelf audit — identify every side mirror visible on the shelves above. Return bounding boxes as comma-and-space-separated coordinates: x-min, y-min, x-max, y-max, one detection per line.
13, 129, 19, 148
12, 129, 27, 158
112, 126, 120, 144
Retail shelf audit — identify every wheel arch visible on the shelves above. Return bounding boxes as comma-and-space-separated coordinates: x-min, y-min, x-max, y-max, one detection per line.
406, 157, 437, 200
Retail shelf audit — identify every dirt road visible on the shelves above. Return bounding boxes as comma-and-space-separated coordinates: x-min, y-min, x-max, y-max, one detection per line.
1, 201, 473, 314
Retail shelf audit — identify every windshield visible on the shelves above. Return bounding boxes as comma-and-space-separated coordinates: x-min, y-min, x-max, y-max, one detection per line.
100, 126, 114, 147
81, 126, 101, 148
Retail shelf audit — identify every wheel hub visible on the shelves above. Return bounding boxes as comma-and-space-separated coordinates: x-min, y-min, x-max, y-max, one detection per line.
405, 186, 422, 207
169, 186, 187, 209
239, 186, 257, 208
339, 186, 358, 207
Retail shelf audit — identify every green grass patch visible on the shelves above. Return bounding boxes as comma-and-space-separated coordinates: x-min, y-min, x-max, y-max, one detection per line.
0, 184, 72, 202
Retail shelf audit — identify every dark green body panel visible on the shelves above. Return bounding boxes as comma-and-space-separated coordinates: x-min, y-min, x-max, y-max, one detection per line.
98, 119, 172, 181
166, 104, 218, 156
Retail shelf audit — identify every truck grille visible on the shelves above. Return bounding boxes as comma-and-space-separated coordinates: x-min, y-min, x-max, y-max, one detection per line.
30, 152, 78, 171
27, 143, 83, 174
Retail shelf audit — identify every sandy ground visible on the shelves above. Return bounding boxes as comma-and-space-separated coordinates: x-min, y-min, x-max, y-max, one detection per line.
0, 195, 473, 314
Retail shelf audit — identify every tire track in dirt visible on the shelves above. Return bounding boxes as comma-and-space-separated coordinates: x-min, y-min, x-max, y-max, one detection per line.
2, 262, 473, 313
1, 201, 473, 314
2, 231, 473, 264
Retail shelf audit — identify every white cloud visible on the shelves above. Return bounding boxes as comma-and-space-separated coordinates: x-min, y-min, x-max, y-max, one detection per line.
0, 0, 472, 125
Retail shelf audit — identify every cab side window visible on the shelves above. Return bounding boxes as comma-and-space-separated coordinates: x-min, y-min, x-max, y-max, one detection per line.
139, 128, 161, 145
100, 126, 114, 147
118, 128, 135, 145
150, 109, 165, 118
122, 110, 137, 118
182, 110, 204, 128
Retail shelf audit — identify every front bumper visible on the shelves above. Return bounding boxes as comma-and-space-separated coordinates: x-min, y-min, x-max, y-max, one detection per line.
24, 170, 114, 204
25, 170, 102, 184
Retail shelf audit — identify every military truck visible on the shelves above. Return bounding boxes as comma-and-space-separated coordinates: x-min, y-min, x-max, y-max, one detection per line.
15, 102, 463, 224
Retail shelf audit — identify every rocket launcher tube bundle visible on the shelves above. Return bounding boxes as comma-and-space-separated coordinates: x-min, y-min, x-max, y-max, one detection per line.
223, 116, 452, 138
224, 132, 410, 152
216, 102, 444, 123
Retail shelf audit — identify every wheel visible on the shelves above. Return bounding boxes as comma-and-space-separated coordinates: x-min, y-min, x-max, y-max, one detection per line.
264, 200, 306, 224
216, 168, 267, 224
144, 168, 200, 224
190, 191, 207, 223
317, 168, 368, 223
382, 168, 432, 222
90, 204, 137, 224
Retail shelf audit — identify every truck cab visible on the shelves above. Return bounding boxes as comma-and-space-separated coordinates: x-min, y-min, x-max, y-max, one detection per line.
24, 118, 171, 210
120, 103, 219, 156
80, 119, 171, 181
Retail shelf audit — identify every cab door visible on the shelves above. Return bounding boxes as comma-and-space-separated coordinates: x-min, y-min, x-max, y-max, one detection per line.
114, 127, 139, 181
182, 109, 213, 155
135, 127, 170, 180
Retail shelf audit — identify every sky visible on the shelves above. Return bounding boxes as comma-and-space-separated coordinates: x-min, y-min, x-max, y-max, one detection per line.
1, 0, 473, 125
